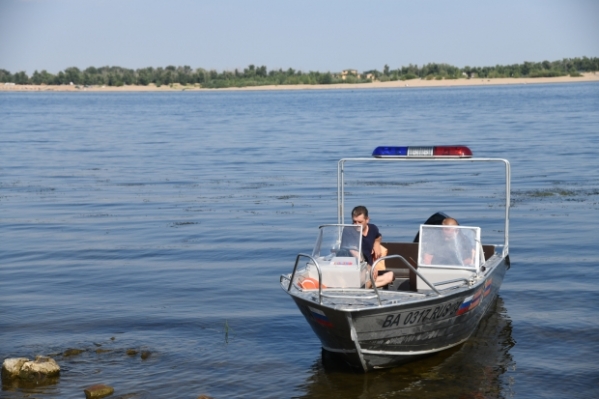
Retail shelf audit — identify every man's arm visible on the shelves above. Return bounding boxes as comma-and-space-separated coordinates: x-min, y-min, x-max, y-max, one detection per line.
373, 235, 383, 259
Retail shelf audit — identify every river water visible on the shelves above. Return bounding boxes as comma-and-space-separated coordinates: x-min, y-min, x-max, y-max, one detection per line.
1, 82, 598, 399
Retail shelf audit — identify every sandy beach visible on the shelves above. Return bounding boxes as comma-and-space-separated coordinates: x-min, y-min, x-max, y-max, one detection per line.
1, 73, 598, 92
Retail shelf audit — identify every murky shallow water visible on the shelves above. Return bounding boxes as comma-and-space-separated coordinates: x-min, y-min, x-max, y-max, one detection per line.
1, 83, 598, 398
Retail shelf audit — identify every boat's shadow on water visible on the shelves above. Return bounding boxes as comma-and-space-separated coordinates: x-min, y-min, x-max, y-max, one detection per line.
296, 296, 515, 399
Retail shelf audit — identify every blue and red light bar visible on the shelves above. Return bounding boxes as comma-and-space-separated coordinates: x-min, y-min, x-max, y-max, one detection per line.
372, 146, 473, 158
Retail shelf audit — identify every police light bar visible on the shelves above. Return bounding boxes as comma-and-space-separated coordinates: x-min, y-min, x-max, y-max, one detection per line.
372, 146, 473, 158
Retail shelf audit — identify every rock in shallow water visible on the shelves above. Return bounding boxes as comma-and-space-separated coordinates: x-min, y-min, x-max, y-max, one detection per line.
2, 356, 60, 379
1, 358, 29, 378
21, 356, 61, 377
63, 348, 85, 357
84, 383, 115, 399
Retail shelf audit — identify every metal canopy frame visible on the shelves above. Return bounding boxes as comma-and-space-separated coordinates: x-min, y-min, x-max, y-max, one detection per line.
337, 157, 511, 257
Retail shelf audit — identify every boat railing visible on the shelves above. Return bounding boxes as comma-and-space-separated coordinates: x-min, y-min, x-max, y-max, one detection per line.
372, 255, 442, 296
433, 278, 472, 293
280, 274, 291, 286
287, 253, 444, 305
320, 290, 381, 301
288, 253, 325, 304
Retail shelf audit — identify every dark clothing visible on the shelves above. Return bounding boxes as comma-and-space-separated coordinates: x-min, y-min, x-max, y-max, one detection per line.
361, 223, 381, 266
413, 212, 450, 242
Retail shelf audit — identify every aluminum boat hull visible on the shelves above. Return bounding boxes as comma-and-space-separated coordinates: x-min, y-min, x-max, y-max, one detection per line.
284, 256, 508, 371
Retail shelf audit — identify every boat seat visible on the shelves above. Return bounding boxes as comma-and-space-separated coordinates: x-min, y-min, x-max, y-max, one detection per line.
381, 242, 419, 291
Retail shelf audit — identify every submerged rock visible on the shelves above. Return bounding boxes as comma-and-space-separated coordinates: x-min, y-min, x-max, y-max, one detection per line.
140, 351, 151, 360
125, 349, 138, 356
111, 394, 143, 399
84, 383, 115, 399
63, 348, 85, 357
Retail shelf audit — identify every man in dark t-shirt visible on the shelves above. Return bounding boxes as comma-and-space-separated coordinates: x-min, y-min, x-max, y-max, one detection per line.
351, 206, 394, 288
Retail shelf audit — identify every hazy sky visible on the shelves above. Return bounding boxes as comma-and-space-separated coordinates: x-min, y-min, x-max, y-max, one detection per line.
1, 0, 598, 74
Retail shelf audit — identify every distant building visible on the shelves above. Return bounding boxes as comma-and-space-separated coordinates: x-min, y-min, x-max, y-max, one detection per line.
340, 69, 358, 80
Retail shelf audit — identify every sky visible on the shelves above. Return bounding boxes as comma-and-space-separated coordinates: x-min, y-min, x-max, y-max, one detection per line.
1, 0, 598, 75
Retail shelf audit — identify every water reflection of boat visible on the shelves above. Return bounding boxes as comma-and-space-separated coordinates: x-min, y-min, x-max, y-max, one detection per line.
296, 296, 515, 399
280, 146, 512, 372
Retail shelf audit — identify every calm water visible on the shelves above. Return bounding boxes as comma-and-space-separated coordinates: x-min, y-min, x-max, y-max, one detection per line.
1, 83, 598, 399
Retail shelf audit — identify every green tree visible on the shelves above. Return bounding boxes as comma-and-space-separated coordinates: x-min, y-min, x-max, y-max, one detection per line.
137, 67, 153, 85
31, 70, 43, 85
14, 71, 29, 84
53, 71, 66, 85
256, 65, 267, 77
542, 60, 551, 70
318, 72, 333, 84
244, 65, 256, 77
195, 68, 207, 83
0, 69, 12, 82
64, 67, 82, 84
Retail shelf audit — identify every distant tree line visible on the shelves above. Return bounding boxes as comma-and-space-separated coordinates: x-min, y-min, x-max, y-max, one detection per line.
1, 57, 597, 88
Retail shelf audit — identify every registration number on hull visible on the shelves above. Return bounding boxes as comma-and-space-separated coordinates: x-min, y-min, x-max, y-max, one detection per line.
381, 300, 462, 328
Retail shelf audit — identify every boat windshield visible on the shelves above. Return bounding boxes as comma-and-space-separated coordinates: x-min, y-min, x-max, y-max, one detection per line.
297, 224, 367, 288
417, 225, 482, 270
312, 224, 363, 262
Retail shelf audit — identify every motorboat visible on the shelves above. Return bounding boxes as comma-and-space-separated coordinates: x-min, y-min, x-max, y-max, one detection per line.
279, 146, 511, 372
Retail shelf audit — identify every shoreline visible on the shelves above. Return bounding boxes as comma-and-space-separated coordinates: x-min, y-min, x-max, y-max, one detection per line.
1, 73, 598, 92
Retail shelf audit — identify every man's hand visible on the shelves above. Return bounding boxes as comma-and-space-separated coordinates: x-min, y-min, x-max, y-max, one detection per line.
373, 237, 383, 259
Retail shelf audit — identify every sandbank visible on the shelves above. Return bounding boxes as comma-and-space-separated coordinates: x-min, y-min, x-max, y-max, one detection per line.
1, 73, 597, 92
